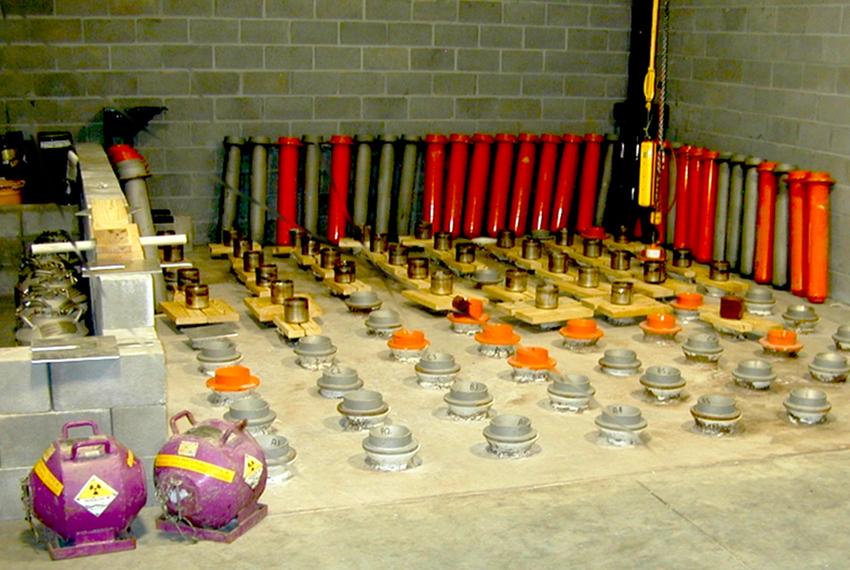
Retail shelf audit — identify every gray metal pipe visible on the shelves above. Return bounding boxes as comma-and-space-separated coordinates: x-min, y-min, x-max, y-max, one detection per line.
724, 154, 747, 270
594, 134, 617, 226
397, 135, 419, 236
353, 135, 373, 228
666, 143, 680, 245
772, 163, 794, 289
375, 136, 396, 235
712, 152, 732, 261
302, 135, 321, 235
220, 136, 243, 235
249, 136, 270, 244
739, 156, 763, 277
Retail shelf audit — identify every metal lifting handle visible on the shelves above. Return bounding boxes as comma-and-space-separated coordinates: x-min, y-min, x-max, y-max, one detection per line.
169, 410, 197, 435
71, 439, 113, 460
62, 420, 101, 439
219, 419, 248, 446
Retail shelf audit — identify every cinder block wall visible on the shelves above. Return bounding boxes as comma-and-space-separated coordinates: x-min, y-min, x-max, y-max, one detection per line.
666, 1, 850, 302
0, 0, 630, 244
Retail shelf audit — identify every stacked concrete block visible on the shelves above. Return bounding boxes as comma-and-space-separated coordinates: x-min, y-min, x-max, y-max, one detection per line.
0, 348, 50, 414
90, 273, 156, 336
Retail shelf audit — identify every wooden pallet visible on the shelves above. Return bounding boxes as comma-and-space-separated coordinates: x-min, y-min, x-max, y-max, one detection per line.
399, 236, 430, 248
554, 272, 612, 300
401, 289, 457, 312
362, 251, 430, 289
695, 274, 749, 295
399, 236, 486, 275
698, 306, 778, 337
500, 299, 593, 326
323, 278, 372, 297
602, 238, 646, 255
580, 293, 672, 319
293, 250, 317, 268
311, 264, 334, 280
244, 294, 322, 323
501, 246, 546, 272
483, 244, 516, 263
209, 241, 261, 259
160, 299, 240, 326
481, 284, 535, 303
657, 278, 699, 294
270, 245, 294, 257
231, 261, 256, 284
613, 278, 675, 300
273, 316, 322, 339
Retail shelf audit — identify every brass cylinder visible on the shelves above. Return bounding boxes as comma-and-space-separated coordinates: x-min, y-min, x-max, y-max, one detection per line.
582, 237, 602, 258
505, 269, 528, 292
433, 231, 452, 252
577, 266, 599, 288
407, 257, 429, 279
177, 267, 200, 291
643, 260, 666, 284
284, 296, 310, 324
290, 228, 305, 249
334, 260, 356, 283
162, 243, 184, 263
610, 250, 631, 271
185, 283, 209, 309
301, 239, 320, 256
415, 220, 433, 240
371, 233, 388, 254
255, 264, 278, 286
388, 244, 408, 266
233, 238, 248, 259
710, 260, 731, 282
555, 227, 571, 247
610, 281, 634, 305
320, 247, 338, 269
455, 243, 476, 263
548, 250, 567, 274
358, 224, 372, 245
535, 283, 559, 309
163, 268, 178, 297
521, 237, 542, 260
430, 269, 454, 296
270, 279, 294, 304
243, 250, 263, 273
614, 225, 630, 243
222, 228, 239, 247
672, 248, 692, 268
496, 229, 515, 249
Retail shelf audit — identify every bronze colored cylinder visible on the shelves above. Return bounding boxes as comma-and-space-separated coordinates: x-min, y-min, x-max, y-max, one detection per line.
505, 268, 528, 292
672, 248, 692, 268
270, 279, 294, 305
301, 239, 320, 256
371, 233, 388, 254
430, 269, 454, 296
582, 237, 602, 258
255, 264, 278, 286
548, 250, 567, 274
185, 283, 209, 309
388, 244, 408, 266
290, 228, 305, 249
610, 281, 634, 305
643, 260, 666, 284
233, 238, 248, 259
320, 247, 338, 269
555, 227, 571, 247
407, 257, 429, 280
243, 250, 263, 273
614, 225, 630, 243
577, 266, 599, 288
719, 295, 744, 320
222, 228, 238, 247
177, 267, 200, 291
163, 268, 178, 297
284, 296, 310, 324
163, 244, 184, 263
434, 231, 452, 252
610, 250, 631, 271
497, 229, 515, 249
710, 260, 731, 282
415, 220, 433, 240
521, 237, 542, 260
455, 243, 476, 263
535, 283, 559, 309
334, 260, 356, 283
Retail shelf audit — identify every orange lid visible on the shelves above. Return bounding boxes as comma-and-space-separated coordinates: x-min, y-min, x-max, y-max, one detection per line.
581, 226, 606, 240
640, 313, 682, 334
475, 323, 520, 346
560, 318, 604, 341
788, 170, 810, 181
759, 328, 803, 352
689, 147, 704, 157
518, 132, 538, 143
672, 292, 703, 310
387, 328, 429, 350
472, 133, 494, 143
757, 161, 778, 172
448, 297, 489, 325
702, 149, 719, 159
541, 133, 561, 143
449, 133, 471, 143
206, 365, 260, 392
806, 171, 834, 185
507, 346, 557, 370
584, 133, 604, 143
425, 134, 448, 144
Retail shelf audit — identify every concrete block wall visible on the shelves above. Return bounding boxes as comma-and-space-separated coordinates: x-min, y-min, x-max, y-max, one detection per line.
666, 1, 850, 303
0, 0, 630, 244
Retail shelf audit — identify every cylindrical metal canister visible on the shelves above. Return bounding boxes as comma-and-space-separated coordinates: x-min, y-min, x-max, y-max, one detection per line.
430, 269, 454, 296
486, 134, 516, 237
221, 136, 244, 232
497, 229, 515, 249
255, 264, 277, 286
693, 149, 718, 263
423, 134, 448, 231
577, 266, 599, 288
397, 135, 419, 236
375, 136, 396, 235
352, 135, 373, 229
334, 260, 356, 283
276, 137, 301, 245
772, 163, 794, 289
530, 133, 560, 233
754, 161, 778, 284
434, 231, 452, 252
414, 220, 433, 240
328, 135, 353, 244
443, 133, 471, 238
249, 136, 270, 244
371, 232, 388, 254
521, 237, 542, 260
320, 247, 338, 269
455, 243, 475, 263
302, 135, 321, 234
407, 257, 429, 280
582, 237, 602, 258
222, 228, 239, 247
672, 248, 692, 267
185, 284, 210, 309
610, 281, 633, 305
804, 172, 834, 303
555, 227, 571, 246
535, 283, 559, 309
243, 250, 263, 273
739, 156, 763, 277
388, 243, 408, 266
548, 250, 567, 273
507, 133, 538, 236
725, 154, 747, 269
685, 147, 704, 250
270, 279, 294, 305
643, 260, 666, 284
788, 170, 809, 297
177, 267, 200, 291
463, 134, 493, 238
610, 250, 631, 271
710, 260, 731, 282
672, 144, 691, 248
505, 268, 528, 292
284, 296, 310, 324
575, 133, 604, 233
550, 134, 582, 232
232, 238, 247, 260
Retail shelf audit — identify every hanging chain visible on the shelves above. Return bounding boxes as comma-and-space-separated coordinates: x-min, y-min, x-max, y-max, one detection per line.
653, 0, 671, 213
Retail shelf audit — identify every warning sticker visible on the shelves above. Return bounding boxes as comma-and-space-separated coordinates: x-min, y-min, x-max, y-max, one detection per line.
177, 441, 199, 457
243, 454, 263, 489
74, 475, 118, 517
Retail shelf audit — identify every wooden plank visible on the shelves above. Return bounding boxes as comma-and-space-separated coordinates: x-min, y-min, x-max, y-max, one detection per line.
555, 272, 612, 300
501, 299, 593, 325
270, 245, 294, 257
311, 264, 334, 281
273, 317, 322, 340
695, 274, 749, 295
244, 294, 322, 323
698, 306, 778, 337
657, 278, 699, 294
210, 241, 262, 258
602, 238, 645, 255
90, 197, 132, 231
401, 289, 456, 312
615, 278, 675, 300
323, 278, 371, 297
481, 284, 534, 303
93, 225, 145, 262
293, 249, 317, 267
160, 298, 239, 326
581, 293, 672, 319
399, 236, 430, 248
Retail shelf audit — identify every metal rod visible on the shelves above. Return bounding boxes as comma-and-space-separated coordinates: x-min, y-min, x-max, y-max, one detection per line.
353, 135, 373, 228
397, 135, 419, 236
302, 135, 321, 234
220, 136, 243, 233
375, 136, 395, 235
249, 136, 270, 244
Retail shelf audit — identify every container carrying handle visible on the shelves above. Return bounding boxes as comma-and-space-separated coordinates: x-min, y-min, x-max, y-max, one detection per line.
219, 419, 247, 445
62, 420, 101, 439
169, 410, 197, 435
71, 439, 112, 460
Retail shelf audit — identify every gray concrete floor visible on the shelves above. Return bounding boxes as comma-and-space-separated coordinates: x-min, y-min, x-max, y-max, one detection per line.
3, 248, 850, 568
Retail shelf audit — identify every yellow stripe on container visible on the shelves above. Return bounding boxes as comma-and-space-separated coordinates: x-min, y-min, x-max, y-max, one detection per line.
34, 459, 63, 496
154, 454, 235, 483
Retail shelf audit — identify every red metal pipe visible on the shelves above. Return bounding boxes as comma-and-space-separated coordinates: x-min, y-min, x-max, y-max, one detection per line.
486, 133, 516, 237
530, 133, 561, 234
694, 149, 719, 263
442, 133, 471, 238
463, 133, 493, 238
805, 171, 833, 303
549, 134, 582, 232
275, 136, 301, 245
686, 147, 704, 250
655, 141, 671, 244
507, 133, 538, 236
753, 161, 778, 284
422, 134, 448, 231
327, 135, 353, 244
672, 144, 691, 248
788, 170, 810, 297
575, 133, 604, 233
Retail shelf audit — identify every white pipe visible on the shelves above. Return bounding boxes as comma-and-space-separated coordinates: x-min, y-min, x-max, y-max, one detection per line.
31, 234, 187, 255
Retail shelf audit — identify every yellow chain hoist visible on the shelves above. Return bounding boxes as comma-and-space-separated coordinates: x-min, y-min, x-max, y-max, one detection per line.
638, 0, 662, 228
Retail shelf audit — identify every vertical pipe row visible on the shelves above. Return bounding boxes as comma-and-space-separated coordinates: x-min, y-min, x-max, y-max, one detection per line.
352, 135, 373, 229
788, 170, 809, 297
375, 136, 395, 235
694, 150, 718, 263
724, 154, 746, 270
276, 137, 301, 245
739, 156, 763, 277
327, 135, 353, 244
507, 133, 538, 236
463, 133, 493, 238
711, 152, 732, 261
753, 161, 778, 284
772, 163, 794, 289
249, 136, 270, 244
550, 134, 582, 233
530, 133, 560, 234
442, 134, 471, 238
396, 135, 419, 236
220, 136, 243, 235
575, 133, 604, 233
302, 135, 321, 235
422, 134, 448, 232
486, 133, 516, 237
805, 172, 833, 304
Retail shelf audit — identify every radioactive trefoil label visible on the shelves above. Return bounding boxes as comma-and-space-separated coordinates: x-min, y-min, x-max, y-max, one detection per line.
243, 454, 263, 489
74, 475, 118, 517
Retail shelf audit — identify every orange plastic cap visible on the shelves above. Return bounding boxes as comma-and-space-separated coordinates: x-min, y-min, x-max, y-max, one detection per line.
640, 313, 682, 335
475, 323, 521, 346
562, 134, 582, 144
206, 365, 260, 392
448, 297, 489, 325
788, 170, 810, 182
583, 133, 605, 143
541, 133, 562, 144
581, 226, 606, 240
507, 346, 557, 370
673, 292, 703, 310
806, 171, 834, 185
387, 328, 429, 350
560, 318, 604, 341
757, 161, 778, 172
759, 328, 803, 353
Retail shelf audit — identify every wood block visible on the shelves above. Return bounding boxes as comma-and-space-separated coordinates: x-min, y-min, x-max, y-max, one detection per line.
602, 238, 645, 255
698, 306, 778, 337
311, 265, 334, 281
501, 299, 593, 325
209, 243, 232, 258
481, 285, 534, 303
273, 317, 322, 340
399, 236, 430, 248
555, 272, 612, 300
581, 294, 672, 319
613, 278, 675, 300
93, 225, 144, 262
90, 197, 131, 231
323, 278, 371, 297
244, 294, 322, 323
160, 299, 240, 326
695, 275, 749, 295
401, 289, 456, 312
293, 250, 317, 267
270, 245, 294, 257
